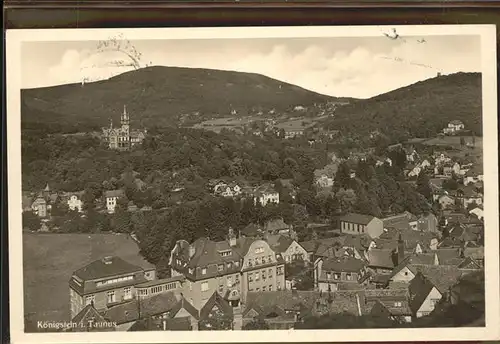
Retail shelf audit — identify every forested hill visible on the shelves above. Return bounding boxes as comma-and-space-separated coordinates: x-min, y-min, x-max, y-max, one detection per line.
321, 72, 482, 145
21, 66, 345, 133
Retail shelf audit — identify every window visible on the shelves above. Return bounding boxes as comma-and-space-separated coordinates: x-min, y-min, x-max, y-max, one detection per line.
248, 259, 253, 267
138, 289, 148, 297
201, 268, 207, 275
263, 286, 267, 291
333, 273, 341, 280
248, 274, 253, 282
188, 268, 194, 274
85, 295, 95, 306
277, 282, 281, 290
218, 264, 224, 272
235, 274, 239, 283
256, 288, 260, 292
268, 255, 272, 262
262, 271, 266, 280
262, 257, 266, 264
226, 276, 233, 287
107, 291, 116, 304
226, 262, 232, 269
269, 285, 273, 291
268, 269, 273, 278
394, 301, 402, 307
123, 287, 132, 300
255, 247, 264, 254
326, 272, 332, 280
346, 273, 353, 281
201, 282, 209, 292
235, 261, 240, 268
255, 272, 260, 281
277, 267, 284, 275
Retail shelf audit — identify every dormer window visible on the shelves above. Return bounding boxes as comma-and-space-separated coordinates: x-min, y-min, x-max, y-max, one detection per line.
201, 268, 207, 275
188, 268, 194, 274
218, 264, 224, 272
326, 272, 332, 280
235, 261, 240, 267
226, 262, 232, 269
394, 301, 402, 307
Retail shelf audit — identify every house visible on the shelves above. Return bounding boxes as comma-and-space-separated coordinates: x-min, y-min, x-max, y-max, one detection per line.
31, 194, 48, 218
198, 292, 235, 330
243, 290, 364, 329
264, 218, 293, 236
339, 213, 384, 239
417, 213, 439, 233
62, 191, 85, 212
315, 174, 334, 188
407, 165, 422, 178
442, 120, 465, 135
454, 186, 483, 209
69, 256, 158, 320
169, 228, 286, 310
314, 256, 367, 292
442, 162, 460, 177
266, 235, 308, 263
408, 272, 442, 318
405, 148, 419, 163
382, 212, 418, 231
469, 206, 484, 221
253, 184, 280, 206
68, 304, 116, 332
364, 289, 412, 323
438, 194, 455, 210
463, 166, 484, 186
104, 189, 126, 214
213, 181, 242, 198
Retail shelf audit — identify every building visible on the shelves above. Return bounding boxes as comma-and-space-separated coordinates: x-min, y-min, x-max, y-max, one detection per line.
253, 184, 280, 206
62, 191, 85, 212
314, 256, 367, 292
169, 228, 286, 310
315, 174, 334, 188
382, 212, 418, 231
101, 105, 147, 150
417, 213, 439, 233
266, 234, 308, 263
213, 182, 242, 198
339, 213, 384, 239
438, 195, 455, 210
442, 120, 465, 135
31, 194, 48, 218
365, 289, 412, 323
104, 189, 126, 214
408, 272, 443, 318
69, 256, 157, 319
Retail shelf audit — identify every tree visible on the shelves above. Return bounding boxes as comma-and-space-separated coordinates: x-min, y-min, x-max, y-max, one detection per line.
22, 211, 41, 231
242, 319, 270, 330
416, 172, 432, 201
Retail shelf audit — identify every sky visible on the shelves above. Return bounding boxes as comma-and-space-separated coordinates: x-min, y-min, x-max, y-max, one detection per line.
21, 34, 481, 99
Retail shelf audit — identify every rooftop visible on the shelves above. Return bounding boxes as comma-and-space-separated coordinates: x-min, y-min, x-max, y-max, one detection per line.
339, 213, 376, 225
73, 256, 144, 281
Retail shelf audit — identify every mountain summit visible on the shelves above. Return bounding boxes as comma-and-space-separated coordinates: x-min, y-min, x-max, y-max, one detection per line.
22, 66, 344, 130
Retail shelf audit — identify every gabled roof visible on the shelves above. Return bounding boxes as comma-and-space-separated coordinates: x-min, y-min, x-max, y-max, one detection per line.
366, 249, 395, 269
72, 303, 112, 327
449, 120, 464, 125
322, 256, 366, 273
101, 300, 140, 325
264, 218, 290, 232
199, 292, 233, 321
463, 246, 484, 260
104, 189, 125, 198
73, 256, 144, 281
339, 213, 376, 225
433, 248, 461, 265
267, 234, 294, 253
169, 297, 199, 320
141, 292, 180, 318
408, 273, 436, 314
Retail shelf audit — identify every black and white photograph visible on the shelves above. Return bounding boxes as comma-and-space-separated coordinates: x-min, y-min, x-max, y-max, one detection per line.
6, 25, 499, 343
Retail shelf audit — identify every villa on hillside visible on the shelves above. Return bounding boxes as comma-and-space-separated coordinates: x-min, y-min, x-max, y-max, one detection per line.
442, 120, 465, 135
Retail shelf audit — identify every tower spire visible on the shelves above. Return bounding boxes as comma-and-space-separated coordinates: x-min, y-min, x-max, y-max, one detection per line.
110, 118, 113, 129
123, 105, 127, 115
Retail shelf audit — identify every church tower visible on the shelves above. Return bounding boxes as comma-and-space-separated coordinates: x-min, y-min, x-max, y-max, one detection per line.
120, 105, 130, 149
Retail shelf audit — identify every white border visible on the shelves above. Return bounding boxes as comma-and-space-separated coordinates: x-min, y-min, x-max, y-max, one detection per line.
7, 25, 499, 344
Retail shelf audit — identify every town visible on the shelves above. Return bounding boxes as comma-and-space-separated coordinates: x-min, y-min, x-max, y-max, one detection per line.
22, 98, 485, 331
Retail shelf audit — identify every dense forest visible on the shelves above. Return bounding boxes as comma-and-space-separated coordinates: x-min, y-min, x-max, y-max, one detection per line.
320, 72, 482, 146
22, 123, 437, 277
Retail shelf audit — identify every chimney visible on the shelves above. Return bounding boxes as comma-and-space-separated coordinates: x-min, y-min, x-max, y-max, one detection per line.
397, 234, 405, 265
228, 227, 237, 247
102, 256, 113, 265
188, 245, 195, 259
